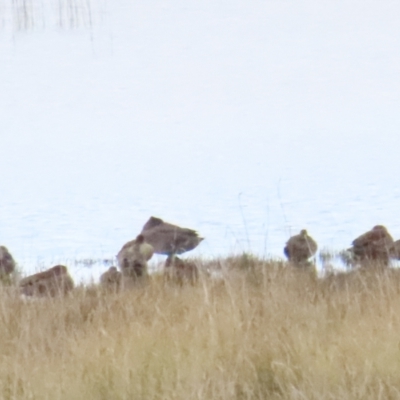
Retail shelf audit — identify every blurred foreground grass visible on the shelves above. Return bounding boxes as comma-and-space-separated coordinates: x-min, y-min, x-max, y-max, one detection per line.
1, 255, 400, 399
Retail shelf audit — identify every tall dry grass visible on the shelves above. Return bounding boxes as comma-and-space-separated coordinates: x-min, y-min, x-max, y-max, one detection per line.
1, 255, 400, 399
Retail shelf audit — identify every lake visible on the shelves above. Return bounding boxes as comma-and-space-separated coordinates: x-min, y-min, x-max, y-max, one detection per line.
1, 0, 400, 281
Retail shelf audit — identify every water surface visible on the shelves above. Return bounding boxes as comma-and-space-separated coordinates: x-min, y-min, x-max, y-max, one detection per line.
1, 0, 400, 281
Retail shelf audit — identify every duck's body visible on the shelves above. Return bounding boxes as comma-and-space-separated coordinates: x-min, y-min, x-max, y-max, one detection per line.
141, 216, 204, 256
20, 265, 74, 297
117, 234, 154, 279
164, 255, 199, 285
100, 266, 122, 289
350, 225, 393, 265
284, 229, 318, 264
0, 245, 16, 276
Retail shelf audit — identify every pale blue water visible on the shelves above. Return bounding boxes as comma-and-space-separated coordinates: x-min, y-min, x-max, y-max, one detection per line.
1, 0, 400, 281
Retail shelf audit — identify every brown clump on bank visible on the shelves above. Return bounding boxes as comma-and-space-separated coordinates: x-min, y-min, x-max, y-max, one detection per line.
164, 255, 199, 285
19, 265, 74, 297
99, 266, 121, 290
284, 229, 318, 264
141, 216, 204, 255
0, 245, 16, 276
1, 255, 400, 399
349, 225, 394, 266
117, 234, 154, 280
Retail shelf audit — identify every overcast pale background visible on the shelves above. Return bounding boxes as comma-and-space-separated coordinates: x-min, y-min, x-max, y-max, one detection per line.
1, 0, 400, 281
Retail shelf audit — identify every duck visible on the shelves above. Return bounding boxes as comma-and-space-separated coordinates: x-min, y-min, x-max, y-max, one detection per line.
100, 266, 122, 289
164, 255, 199, 285
0, 245, 16, 276
117, 234, 154, 279
284, 229, 318, 264
140, 216, 204, 256
19, 265, 74, 297
349, 225, 394, 266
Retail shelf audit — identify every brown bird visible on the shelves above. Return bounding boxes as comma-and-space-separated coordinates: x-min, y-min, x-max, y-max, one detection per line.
140, 216, 204, 256
0, 245, 16, 276
20, 265, 74, 297
350, 225, 394, 265
100, 266, 122, 289
164, 255, 199, 285
284, 229, 318, 264
117, 234, 154, 279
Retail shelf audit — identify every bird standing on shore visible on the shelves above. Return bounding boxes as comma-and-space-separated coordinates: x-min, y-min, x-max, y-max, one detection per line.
284, 229, 318, 265
349, 225, 394, 266
0, 245, 16, 277
140, 216, 204, 256
164, 255, 199, 285
100, 266, 122, 289
117, 234, 154, 279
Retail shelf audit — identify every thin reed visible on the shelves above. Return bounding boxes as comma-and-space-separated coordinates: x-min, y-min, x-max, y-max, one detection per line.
1, 255, 400, 399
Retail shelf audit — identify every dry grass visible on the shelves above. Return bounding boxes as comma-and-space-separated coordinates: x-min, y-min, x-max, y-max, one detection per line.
1, 255, 400, 399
